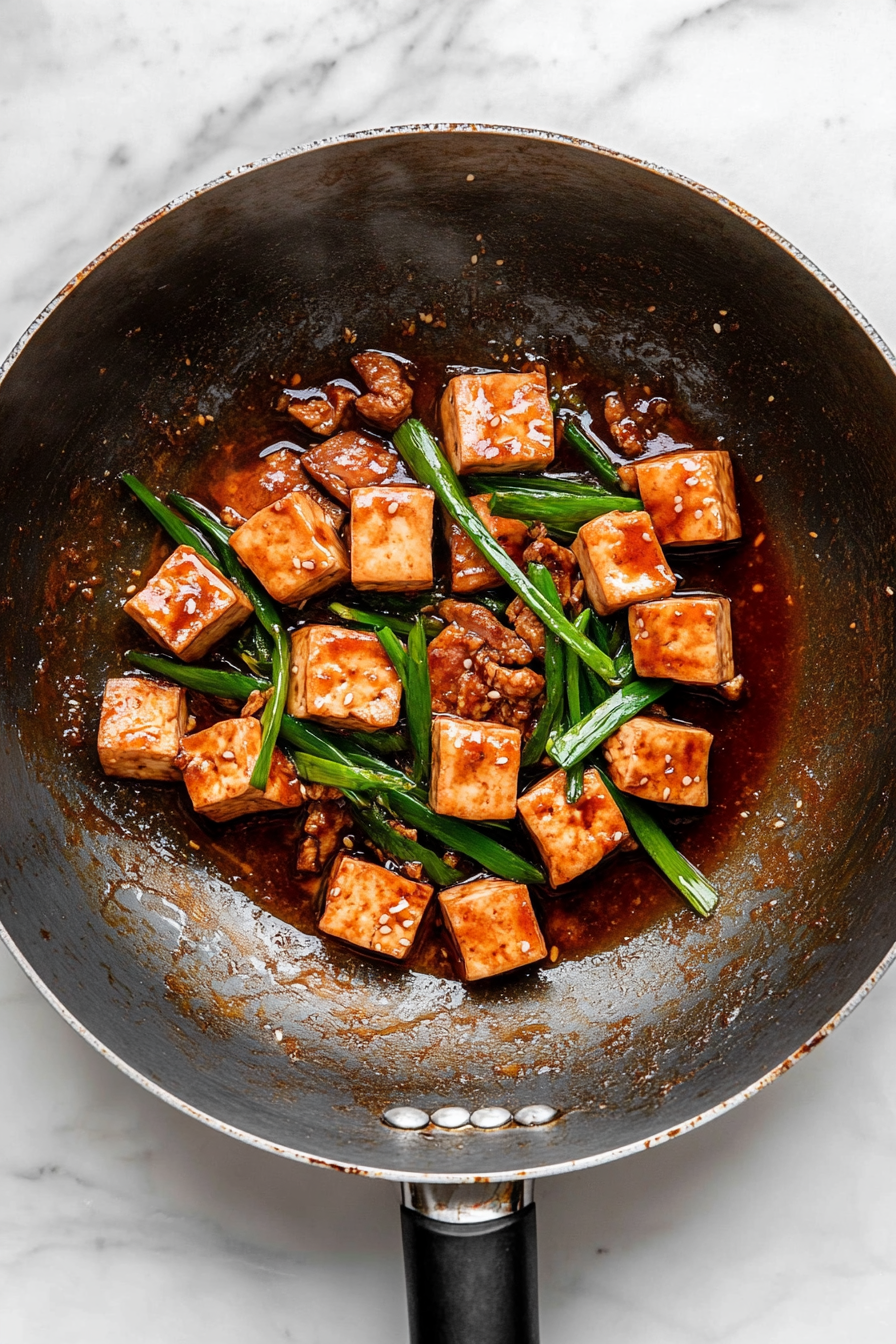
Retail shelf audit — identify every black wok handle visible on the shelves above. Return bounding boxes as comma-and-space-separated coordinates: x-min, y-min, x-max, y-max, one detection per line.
400, 1197, 539, 1344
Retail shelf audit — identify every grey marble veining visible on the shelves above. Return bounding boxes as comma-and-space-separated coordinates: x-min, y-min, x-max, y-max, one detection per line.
2, 0, 896, 1339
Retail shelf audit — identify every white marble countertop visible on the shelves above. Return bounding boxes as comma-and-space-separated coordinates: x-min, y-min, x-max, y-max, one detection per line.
2, 1, 896, 1339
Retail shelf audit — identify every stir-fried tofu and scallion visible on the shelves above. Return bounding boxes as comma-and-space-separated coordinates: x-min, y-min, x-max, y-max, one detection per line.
101, 353, 744, 980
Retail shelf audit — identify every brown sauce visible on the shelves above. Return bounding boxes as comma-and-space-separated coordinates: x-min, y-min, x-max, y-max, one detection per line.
58, 346, 800, 982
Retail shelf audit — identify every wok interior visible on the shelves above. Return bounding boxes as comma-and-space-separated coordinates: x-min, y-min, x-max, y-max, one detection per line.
1, 130, 895, 1179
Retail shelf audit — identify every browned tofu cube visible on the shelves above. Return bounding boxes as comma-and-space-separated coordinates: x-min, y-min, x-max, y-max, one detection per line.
603, 715, 713, 807
439, 879, 547, 980
430, 716, 521, 820
319, 854, 433, 961
176, 717, 304, 821
629, 596, 734, 684
228, 491, 349, 605
287, 625, 402, 731
349, 485, 434, 592
97, 677, 187, 781
445, 495, 529, 593
124, 544, 253, 662
572, 510, 676, 616
302, 431, 414, 506
440, 369, 555, 475
635, 450, 741, 546
517, 767, 630, 887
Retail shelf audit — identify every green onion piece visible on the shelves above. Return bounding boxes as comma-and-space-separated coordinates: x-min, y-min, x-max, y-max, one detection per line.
406, 616, 432, 784
348, 797, 458, 886
250, 628, 289, 790
121, 474, 219, 566
330, 602, 425, 638
562, 419, 622, 492
487, 489, 641, 531
126, 650, 266, 700
547, 679, 670, 771
598, 770, 719, 916
468, 474, 614, 498
344, 730, 408, 755
289, 751, 413, 795
564, 610, 590, 803
614, 642, 636, 685
521, 564, 566, 768
393, 419, 617, 683
375, 627, 409, 686
385, 792, 544, 884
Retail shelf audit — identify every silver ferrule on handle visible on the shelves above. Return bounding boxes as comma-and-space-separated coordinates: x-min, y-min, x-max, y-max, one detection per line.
400, 1180, 534, 1223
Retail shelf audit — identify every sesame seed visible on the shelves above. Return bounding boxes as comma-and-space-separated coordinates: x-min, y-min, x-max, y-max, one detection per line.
470, 255, 478, 265
184, 598, 196, 614
188, 840, 200, 850
274, 1029, 283, 1041
399, 938, 411, 947
887, 587, 894, 597
641, 532, 651, 542
466, 173, 475, 181
487, 689, 501, 699
720, 309, 728, 316
344, 693, 354, 705
674, 504, 683, 513
755, 473, 764, 482
388, 501, 399, 514
613, 831, 623, 842
374, 943, 382, 951
291, 664, 299, 673
682, 775, 692, 786
796, 800, 803, 809
665, 767, 674, 775
462, 658, 473, 669
125, 584, 136, 594
685, 476, 698, 486
520, 941, 530, 953
695, 509, 703, 519
740, 810, 750, 818
221, 750, 235, 760
330, 887, 341, 897
673, 495, 682, 503
495, 259, 504, 266
753, 582, 765, 593
636, 617, 644, 629
713, 323, 721, 334
640, 630, 650, 639
343, 836, 353, 849
390, 899, 408, 913
402, 919, 414, 928
773, 820, 785, 829
292, 557, 302, 568
550, 945, 559, 962
694, 775, 701, 783
379, 914, 389, 924
380, 925, 392, 935
302, 559, 316, 569
663, 787, 671, 800
665, 754, 672, 763
768, 395, 775, 402
639, 776, 648, 785
495, 755, 509, 765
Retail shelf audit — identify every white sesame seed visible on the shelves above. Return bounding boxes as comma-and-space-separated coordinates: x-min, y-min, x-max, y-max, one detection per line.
330, 887, 341, 896
674, 503, 683, 513
639, 776, 648, 785
292, 557, 302, 568
796, 800, 803, 810
665, 754, 672, 763
703, 497, 714, 506
495, 755, 509, 765
402, 919, 414, 928
740, 810, 750, 818
694, 775, 701, 783
665, 767, 674, 775
125, 583, 136, 594
713, 323, 722, 334
387, 501, 399, 515
685, 476, 698, 486
221, 750, 235, 760
380, 925, 392, 934
390, 899, 409, 913
673, 495, 682, 503
463, 658, 473, 669
466, 173, 475, 182
302, 559, 316, 570
274, 1028, 284, 1042
344, 693, 354, 705
636, 617, 644, 628
374, 942, 382, 951
695, 509, 703, 519
379, 914, 389, 924
663, 787, 671, 800
487, 690, 501, 699
888, 587, 894, 597
768, 394, 775, 402
291, 664, 299, 673
642, 532, 651, 542
640, 631, 650, 639
520, 941, 530, 953
184, 598, 196, 614
343, 836, 353, 849
470, 254, 478, 265
682, 775, 692, 786
399, 938, 411, 947
613, 831, 623, 842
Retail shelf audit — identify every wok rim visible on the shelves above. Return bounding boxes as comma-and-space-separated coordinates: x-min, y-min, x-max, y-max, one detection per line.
2, 121, 895, 1184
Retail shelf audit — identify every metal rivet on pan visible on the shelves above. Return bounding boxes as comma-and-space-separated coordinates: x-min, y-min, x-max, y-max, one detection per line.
470, 1106, 513, 1130
430, 1106, 471, 1130
514, 1104, 559, 1126
383, 1106, 430, 1130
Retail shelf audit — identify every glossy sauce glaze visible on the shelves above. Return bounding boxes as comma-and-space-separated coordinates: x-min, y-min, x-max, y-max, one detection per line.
155, 350, 800, 978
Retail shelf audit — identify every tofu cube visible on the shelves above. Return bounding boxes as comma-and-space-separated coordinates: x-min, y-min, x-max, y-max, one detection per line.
228, 490, 349, 605
439, 879, 547, 981
603, 715, 713, 807
430, 716, 521, 821
124, 544, 253, 662
319, 854, 433, 961
446, 495, 529, 593
572, 510, 676, 616
440, 369, 555, 475
629, 596, 734, 684
349, 485, 434, 592
97, 677, 187, 781
635, 450, 741, 546
287, 625, 402, 731
176, 717, 304, 822
517, 767, 630, 887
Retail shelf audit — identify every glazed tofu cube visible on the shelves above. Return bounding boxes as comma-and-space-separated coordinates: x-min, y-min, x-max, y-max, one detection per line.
208, 446, 346, 529
124, 544, 253, 662
572, 510, 676, 616
430, 716, 521, 821
176, 717, 304, 822
603, 715, 712, 807
439, 879, 547, 980
319, 854, 433, 961
635, 450, 741, 546
97, 677, 187, 781
446, 495, 529, 593
629, 596, 734, 684
440, 369, 555, 475
228, 490, 349, 605
349, 485, 434, 592
517, 767, 630, 887
302, 431, 414, 506
287, 625, 402, 731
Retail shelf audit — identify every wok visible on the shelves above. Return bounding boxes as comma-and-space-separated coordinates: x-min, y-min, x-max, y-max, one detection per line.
2, 126, 895, 1343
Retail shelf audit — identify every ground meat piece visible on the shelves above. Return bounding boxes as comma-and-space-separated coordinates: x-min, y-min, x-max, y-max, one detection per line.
428, 624, 487, 715
352, 352, 413, 431
522, 531, 580, 607
437, 600, 534, 665
476, 655, 544, 702
284, 384, 356, 436
296, 796, 350, 874
604, 390, 670, 458
506, 596, 546, 659
719, 673, 747, 702
428, 607, 543, 730
301, 430, 413, 505
240, 687, 273, 718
